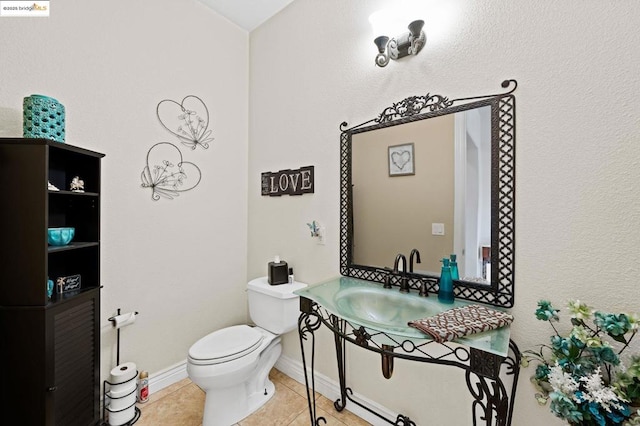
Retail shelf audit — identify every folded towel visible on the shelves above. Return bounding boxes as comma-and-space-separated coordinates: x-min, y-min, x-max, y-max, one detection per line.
407, 304, 514, 343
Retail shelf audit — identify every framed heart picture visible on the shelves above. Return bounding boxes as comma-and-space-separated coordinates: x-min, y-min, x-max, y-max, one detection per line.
388, 143, 415, 176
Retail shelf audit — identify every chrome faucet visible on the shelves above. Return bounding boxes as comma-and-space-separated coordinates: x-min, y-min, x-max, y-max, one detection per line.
393, 254, 410, 293
409, 249, 421, 273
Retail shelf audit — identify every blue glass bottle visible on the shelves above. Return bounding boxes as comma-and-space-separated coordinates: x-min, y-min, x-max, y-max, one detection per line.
438, 258, 455, 304
47, 278, 54, 299
449, 254, 459, 280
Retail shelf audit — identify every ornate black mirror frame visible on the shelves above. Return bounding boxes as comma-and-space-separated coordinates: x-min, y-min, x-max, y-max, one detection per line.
339, 80, 516, 308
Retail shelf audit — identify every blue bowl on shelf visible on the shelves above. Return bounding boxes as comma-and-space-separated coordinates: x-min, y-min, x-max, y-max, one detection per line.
48, 227, 75, 246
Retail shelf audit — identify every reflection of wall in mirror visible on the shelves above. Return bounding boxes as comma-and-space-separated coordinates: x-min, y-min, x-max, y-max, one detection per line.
455, 106, 491, 279
352, 114, 455, 273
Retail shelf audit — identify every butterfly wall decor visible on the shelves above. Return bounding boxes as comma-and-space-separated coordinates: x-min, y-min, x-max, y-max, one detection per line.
306, 220, 325, 244
307, 220, 320, 237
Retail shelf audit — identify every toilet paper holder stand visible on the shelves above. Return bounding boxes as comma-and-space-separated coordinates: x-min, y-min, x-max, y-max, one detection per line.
107, 308, 139, 366
102, 309, 141, 426
101, 375, 141, 426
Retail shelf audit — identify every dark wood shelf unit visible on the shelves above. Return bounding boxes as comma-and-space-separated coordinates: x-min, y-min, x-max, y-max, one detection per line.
0, 137, 104, 426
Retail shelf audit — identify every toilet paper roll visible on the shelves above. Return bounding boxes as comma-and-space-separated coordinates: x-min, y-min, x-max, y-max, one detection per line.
110, 380, 136, 396
108, 387, 137, 411
107, 404, 136, 426
110, 362, 137, 385
112, 312, 136, 329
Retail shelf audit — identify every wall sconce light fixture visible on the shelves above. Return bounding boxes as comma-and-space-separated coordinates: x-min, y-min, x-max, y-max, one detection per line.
370, 14, 426, 67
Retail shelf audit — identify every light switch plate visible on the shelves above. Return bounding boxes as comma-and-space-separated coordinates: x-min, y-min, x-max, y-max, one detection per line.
432, 223, 445, 236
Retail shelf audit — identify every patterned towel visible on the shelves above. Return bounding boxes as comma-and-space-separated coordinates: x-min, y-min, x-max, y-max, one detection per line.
407, 304, 514, 343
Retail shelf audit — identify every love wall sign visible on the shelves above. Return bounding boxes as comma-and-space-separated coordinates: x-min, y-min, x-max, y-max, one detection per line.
262, 166, 314, 196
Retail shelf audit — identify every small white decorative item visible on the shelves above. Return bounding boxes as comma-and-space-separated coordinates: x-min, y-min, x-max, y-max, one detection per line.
70, 176, 85, 192
388, 142, 415, 176
48, 181, 59, 191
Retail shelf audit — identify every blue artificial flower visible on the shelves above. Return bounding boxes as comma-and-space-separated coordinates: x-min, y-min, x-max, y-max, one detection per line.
587, 401, 607, 426
535, 364, 550, 380
549, 391, 583, 423
608, 403, 631, 424
551, 335, 581, 361
591, 345, 620, 366
536, 300, 560, 321
594, 312, 632, 337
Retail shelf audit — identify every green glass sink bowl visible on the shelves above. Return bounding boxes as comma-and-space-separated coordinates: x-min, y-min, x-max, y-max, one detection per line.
295, 276, 511, 356
333, 285, 445, 333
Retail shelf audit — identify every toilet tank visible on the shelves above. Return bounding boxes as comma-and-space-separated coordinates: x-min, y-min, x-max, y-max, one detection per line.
247, 277, 308, 334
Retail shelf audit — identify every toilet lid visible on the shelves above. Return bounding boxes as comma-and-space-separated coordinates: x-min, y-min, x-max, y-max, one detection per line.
188, 325, 263, 364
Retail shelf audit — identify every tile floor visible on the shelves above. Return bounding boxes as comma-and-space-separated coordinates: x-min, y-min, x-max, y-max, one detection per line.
134, 368, 371, 426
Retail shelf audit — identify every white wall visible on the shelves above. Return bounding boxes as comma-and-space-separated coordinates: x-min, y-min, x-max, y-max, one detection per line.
0, 0, 249, 381
3, 0, 639, 424
249, 0, 640, 425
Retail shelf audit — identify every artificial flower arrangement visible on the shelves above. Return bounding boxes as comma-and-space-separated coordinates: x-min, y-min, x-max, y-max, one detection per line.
522, 300, 640, 425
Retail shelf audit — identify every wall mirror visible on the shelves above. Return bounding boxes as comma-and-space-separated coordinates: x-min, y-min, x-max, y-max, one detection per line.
339, 80, 516, 307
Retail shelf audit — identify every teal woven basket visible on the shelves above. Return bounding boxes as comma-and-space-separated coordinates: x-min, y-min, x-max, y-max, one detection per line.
23, 94, 65, 143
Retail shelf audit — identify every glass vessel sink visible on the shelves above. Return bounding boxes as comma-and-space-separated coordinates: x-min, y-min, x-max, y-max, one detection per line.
334, 285, 444, 332
295, 276, 511, 356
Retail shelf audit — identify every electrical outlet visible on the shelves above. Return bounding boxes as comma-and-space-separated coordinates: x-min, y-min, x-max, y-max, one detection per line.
432, 223, 445, 236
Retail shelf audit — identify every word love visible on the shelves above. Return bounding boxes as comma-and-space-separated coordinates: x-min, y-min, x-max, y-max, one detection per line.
262, 166, 314, 196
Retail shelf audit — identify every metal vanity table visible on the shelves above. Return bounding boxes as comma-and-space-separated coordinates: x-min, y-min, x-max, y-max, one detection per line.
295, 276, 521, 426
303, 81, 521, 425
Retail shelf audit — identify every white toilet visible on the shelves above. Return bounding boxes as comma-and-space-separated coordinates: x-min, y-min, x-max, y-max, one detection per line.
187, 277, 307, 426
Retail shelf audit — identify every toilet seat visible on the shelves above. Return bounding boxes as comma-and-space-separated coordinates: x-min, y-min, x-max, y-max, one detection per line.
188, 325, 264, 365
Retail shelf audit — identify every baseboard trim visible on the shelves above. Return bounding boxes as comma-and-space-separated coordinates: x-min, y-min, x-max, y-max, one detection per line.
148, 360, 188, 394
275, 355, 397, 426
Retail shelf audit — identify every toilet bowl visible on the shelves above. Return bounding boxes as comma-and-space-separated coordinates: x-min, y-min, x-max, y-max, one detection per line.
187, 277, 307, 426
